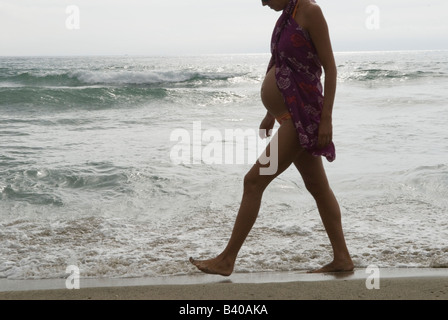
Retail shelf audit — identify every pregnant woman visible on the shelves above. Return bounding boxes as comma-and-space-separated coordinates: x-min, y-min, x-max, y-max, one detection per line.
190, 0, 353, 275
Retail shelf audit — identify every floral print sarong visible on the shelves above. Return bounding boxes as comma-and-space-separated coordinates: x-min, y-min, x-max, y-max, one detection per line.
267, 0, 336, 162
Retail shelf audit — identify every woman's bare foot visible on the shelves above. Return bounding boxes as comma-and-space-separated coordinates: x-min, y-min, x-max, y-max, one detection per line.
189, 256, 234, 277
308, 259, 354, 273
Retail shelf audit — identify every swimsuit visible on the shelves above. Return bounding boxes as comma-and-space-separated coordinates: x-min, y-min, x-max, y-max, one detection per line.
276, 112, 292, 125
268, 0, 336, 162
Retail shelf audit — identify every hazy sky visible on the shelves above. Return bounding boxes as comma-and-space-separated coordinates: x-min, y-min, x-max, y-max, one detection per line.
1, 0, 447, 56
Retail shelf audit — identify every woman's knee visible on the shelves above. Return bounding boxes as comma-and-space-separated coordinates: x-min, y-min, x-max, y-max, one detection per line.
295, 154, 331, 199
243, 169, 267, 194
303, 178, 331, 199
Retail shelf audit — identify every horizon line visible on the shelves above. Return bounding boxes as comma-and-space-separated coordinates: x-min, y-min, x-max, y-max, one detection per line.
1, 49, 447, 58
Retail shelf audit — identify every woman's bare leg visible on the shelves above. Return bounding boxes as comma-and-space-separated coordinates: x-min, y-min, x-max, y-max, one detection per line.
293, 152, 354, 273
190, 120, 304, 276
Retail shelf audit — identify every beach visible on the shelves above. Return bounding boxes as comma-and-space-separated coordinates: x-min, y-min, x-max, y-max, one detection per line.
1, 268, 447, 300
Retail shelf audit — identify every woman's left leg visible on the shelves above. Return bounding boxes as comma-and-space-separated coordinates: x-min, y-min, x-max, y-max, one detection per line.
293, 151, 354, 272
190, 119, 304, 276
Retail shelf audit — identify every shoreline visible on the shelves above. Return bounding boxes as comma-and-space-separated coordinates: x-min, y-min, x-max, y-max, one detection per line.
1, 268, 447, 300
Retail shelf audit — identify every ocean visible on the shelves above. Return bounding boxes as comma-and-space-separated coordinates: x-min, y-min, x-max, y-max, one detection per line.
0, 51, 447, 280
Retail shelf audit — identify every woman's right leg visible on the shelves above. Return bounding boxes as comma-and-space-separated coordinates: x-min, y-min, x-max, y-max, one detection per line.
190, 119, 304, 276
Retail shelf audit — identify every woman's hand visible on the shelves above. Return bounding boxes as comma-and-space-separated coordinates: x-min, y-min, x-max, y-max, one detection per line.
259, 112, 276, 139
317, 116, 333, 149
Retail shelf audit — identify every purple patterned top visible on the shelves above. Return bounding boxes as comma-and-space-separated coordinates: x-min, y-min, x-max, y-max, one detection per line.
267, 0, 335, 162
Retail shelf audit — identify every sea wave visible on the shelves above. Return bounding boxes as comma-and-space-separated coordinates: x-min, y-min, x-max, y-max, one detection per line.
0, 69, 245, 88
0, 85, 168, 109
401, 164, 448, 206
0, 162, 131, 206
0, 68, 251, 110
339, 68, 447, 83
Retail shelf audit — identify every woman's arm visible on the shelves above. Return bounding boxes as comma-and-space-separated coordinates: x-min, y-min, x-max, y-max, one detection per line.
301, 4, 337, 148
259, 111, 276, 139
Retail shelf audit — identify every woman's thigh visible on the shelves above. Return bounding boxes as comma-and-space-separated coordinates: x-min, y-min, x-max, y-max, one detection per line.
293, 151, 330, 195
246, 119, 304, 189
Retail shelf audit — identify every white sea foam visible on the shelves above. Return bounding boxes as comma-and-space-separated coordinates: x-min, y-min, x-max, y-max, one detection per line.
71, 70, 196, 85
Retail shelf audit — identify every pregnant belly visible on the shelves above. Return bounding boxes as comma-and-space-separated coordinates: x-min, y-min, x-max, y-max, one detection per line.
261, 67, 288, 117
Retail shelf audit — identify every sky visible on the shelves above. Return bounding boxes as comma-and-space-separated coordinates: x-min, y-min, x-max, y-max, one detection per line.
1, 0, 447, 56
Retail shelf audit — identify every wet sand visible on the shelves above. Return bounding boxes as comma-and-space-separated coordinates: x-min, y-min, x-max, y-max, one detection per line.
1, 268, 447, 300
